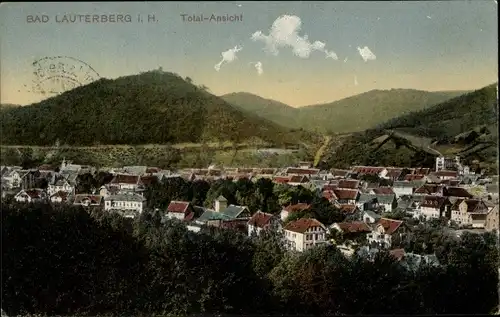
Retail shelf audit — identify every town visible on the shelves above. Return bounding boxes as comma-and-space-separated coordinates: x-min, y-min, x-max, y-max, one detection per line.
3, 154, 498, 260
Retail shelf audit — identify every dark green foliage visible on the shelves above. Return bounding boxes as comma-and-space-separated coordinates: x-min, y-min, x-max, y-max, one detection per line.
0, 71, 301, 146
2, 199, 498, 316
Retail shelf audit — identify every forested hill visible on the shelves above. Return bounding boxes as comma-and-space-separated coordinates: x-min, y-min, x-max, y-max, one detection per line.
0, 71, 301, 146
323, 83, 498, 170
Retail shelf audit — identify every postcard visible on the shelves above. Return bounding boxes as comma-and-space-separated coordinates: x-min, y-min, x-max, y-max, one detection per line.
0, 1, 498, 316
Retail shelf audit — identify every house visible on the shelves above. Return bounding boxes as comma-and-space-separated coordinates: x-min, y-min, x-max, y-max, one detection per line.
485, 206, 499, 232
432, 170, 459, 181
330, 169, 350, 179
370, 187, 395, 195
451, 199, 490, 228
164, 201, 195, 222
333, 189, 359, 204
48, 176, 75, 196
247, 211, 280, 236
272, 176, 291, 184
384, 168, 403, 181
414, 184, 445, 196
322, 190, 338, 203
50, 191, 70, 203
330, 221, 371, 242
357, 193, 396, 212
443, 186, 473, 199
351, 166, 387, 178
104, 193, 146, 218
108, 174, 143, 192
1, 167, 24, 189
285, 167, 320, 177
338, 204, 360, 217
404, 174, 426, 182
392, 181, 415, 197
14, 189, 47, 203
280, 203, 311, 221
366, 218, 407, 249
361, 210, 382, 224
73, 194, 104, 207
122, 165, 148, 175
337, 179, 360, 190
283, 218, 328, 252
356, 193, 380, 211
196, 204, 251, 225
419, 196, 451, 220
214, 195, 228, 212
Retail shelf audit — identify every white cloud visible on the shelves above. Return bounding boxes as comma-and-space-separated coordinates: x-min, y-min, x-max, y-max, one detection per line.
251, 15, 338, 60
254, 61, 263, 75
426, 15, 432, 19
357, 46, 376, 62
343, 57, 348, 63
214, 45, 242, 71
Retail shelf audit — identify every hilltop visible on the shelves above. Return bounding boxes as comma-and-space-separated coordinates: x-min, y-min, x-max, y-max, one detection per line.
0, 71, 305, 147
0, 103, 21, 110
221, 89, 468, 134
321, 84, 498, 171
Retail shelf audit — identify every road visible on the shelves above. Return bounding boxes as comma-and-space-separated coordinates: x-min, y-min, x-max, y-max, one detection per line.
313, 135, 332, 167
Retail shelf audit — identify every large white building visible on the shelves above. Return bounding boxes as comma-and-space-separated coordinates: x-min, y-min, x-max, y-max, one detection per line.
283, 218, 328, 252
104, 193, 146, 218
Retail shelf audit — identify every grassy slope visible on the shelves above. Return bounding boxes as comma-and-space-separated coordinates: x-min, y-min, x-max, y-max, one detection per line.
0, 71, 302, 147
322, 84, 498, 170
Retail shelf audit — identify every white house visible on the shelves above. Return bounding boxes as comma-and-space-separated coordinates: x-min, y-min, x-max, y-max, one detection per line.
392, 181, 415, 198
419, 196, 451, 220
283, 218, 328, 252
247, 211, 280, 237
14, 189, 47, 203
48, 177, 75, 196
366, 218, 406, 249
50, 191, 70, 204
104, 193, 146, 218
108, 174, 143, 192
2, 168, 24, 189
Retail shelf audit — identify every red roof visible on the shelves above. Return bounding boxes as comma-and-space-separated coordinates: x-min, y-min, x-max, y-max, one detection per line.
25, 189, 43, 199
286, 168, 319, 175
463, 199, 489, 213
338, 204, 358, 214
421, 196, 449, 208
322, 190, 337, 201
411, 168, 430, 175
284, 218, 325, 233
283, 203, 311, 213
414, 184, 445, 195
352, 166, 385, 175
323, 184, 338, 191
451, 199, 464, 211
111, 174, 140, 185
51, 191, 69, 201
338, 179, 360, 189
167, 201, 190, 213
404, 174, 425, 181
248, 211, 274, 228
273, 176, 290, 184
433, 170, 458, 178
377, 218, 403, 235
385, 168, 403, 178
335, 221, 371, 233
389, 248, 406, 261
443, 187, 473, 198
333, 189, 359, 200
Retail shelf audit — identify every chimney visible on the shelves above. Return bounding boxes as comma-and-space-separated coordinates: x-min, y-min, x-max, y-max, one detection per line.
214, 195, 228, 212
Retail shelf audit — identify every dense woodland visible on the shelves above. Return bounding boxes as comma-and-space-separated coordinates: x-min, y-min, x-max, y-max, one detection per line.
0, 70, 308, 147
2, 201, 498, 316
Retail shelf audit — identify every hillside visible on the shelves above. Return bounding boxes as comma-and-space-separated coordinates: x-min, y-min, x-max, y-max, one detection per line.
296, 89, 469, 133
0, 104, 21, 110
0, 71, 304, 147
322, 84, 498, 171
221, 89, 468, 134
220, 92, 298, 128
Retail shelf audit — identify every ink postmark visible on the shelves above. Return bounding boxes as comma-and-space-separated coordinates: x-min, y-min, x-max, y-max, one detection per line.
30, 56, 100, 95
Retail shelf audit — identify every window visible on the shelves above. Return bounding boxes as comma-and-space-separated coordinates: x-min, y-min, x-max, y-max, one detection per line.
314, 234, 318, 240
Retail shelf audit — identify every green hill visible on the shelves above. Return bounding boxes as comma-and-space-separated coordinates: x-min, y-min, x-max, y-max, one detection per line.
0, 71, 304, 147
221, 89, 468, 134
220, 92, 298, 128
321, 84, 498, 171
0, 104, 21, 111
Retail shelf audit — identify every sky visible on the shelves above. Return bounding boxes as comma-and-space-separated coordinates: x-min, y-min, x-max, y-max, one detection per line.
0, 1, 497, 107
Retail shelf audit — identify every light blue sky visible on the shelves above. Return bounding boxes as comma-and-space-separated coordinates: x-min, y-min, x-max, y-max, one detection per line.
0, 1, 497, 107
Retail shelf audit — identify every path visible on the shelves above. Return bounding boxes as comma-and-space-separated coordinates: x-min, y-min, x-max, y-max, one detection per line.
313, 135, 331, 167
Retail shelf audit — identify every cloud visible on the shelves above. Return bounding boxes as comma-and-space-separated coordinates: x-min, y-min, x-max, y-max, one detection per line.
354, 75, 358, 86
214, 45, 242, 71
357, 46, 376, 62
254, 61, 263, 75
251, 15, 338, 60
343, 57, 348, 63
